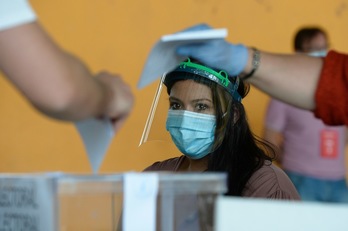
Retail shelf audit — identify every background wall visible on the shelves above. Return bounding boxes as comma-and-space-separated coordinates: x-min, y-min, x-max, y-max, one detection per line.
1, 0, 348, 173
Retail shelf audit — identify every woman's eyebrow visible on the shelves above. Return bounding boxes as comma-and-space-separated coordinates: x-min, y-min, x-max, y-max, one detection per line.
169, 96, 212, 103
169, 96, 182, 102
191, 98, 213, 103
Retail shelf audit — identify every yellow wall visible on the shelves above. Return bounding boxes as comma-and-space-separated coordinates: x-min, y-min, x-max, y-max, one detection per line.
1, 0, 348, 173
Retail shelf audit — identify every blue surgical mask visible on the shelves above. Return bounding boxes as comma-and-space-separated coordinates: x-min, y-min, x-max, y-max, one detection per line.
308, 50, 327, 57
166, 110, 216, 159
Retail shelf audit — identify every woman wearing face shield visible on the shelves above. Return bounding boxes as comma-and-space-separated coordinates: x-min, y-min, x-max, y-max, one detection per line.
145, 58, 300, 199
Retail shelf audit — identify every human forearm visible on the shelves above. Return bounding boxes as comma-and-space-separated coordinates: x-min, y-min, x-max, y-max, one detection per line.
0, 0, 112, 120
175, 25, 325, 110
242, 48, 323, 110
0, 22, 130, 121
36, 52, 112, 120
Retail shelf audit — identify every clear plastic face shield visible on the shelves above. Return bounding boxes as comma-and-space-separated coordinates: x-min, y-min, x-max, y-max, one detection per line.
139, 58, 242, 158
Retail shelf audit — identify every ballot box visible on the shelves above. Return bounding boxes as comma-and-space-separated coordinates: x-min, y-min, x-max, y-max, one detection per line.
0, 172, 227, 231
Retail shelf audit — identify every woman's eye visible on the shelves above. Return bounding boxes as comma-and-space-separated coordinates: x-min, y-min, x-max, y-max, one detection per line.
195, 103, 208, 111
169, 102, 181, 110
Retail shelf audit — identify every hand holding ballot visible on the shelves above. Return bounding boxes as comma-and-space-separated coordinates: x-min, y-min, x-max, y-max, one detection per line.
137, 24, 228, 88
95, 71, 134, 133
176, 24, 249, 76
175, 24, 348, 127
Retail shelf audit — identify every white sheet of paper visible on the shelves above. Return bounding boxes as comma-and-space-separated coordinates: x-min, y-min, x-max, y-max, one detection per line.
137, 28, 228, 88
75, 118, 114, 173
123, 173, 159, 231
215, 196, 348, 231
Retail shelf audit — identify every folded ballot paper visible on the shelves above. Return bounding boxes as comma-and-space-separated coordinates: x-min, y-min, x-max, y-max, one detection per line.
75, 117, 114, 173
137, 27, 228, 88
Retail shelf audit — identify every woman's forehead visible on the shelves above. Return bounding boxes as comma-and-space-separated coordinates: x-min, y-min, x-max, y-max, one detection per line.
170, 80, 212, 99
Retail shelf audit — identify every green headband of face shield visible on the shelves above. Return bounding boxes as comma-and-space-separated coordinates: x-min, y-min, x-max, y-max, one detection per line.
164, 58, 242, 102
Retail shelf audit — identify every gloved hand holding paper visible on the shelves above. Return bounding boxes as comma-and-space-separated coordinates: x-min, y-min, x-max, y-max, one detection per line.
137, 26, 228, 88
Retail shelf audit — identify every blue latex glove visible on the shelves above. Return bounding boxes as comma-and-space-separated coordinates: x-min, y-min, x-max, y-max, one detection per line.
176, 24, 248, 76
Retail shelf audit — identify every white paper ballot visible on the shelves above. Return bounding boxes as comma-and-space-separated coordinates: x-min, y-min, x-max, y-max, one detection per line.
123, 173, 159, 231
137, 28, 228, 88
75, 118, 114, 173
